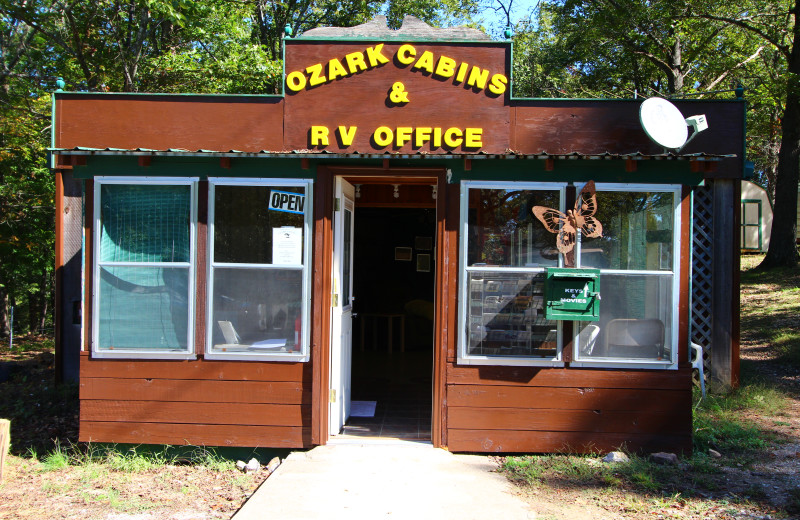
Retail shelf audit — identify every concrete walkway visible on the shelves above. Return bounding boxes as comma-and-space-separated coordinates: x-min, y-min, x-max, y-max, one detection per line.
232, 441, 534, 520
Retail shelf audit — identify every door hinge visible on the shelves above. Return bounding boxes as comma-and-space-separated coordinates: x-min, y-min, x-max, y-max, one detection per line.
329, 389, 336, 403
332, 293, 338, 307
335, 197, 340, 211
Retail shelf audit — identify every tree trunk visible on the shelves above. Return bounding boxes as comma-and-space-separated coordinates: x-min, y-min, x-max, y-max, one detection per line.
760, 10, 800, 268
0, 280, 8, 339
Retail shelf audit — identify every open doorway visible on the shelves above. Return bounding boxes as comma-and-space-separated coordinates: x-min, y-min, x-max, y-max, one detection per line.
329, 178, 437, 442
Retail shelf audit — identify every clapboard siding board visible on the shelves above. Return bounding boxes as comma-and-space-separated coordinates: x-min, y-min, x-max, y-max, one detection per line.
80, 421, 310, 448
447, 385, 690, 412
80, 378, 309, 405
446, 365, 691, 390
79, 358, 310, 383
447, 429, 692, 454
81, 400, 310, 427
447, 407, 690, 435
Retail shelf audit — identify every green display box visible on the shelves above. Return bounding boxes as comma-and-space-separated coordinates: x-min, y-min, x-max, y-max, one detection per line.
544, 268, 601, 321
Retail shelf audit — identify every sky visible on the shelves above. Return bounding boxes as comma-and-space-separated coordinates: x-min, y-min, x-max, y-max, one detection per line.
478, 0, 539, 38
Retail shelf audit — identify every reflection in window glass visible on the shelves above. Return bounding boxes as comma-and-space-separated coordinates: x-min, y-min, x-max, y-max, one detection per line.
100, 184, 191, 263
467, 188, 561, 268
580, 191, 674, 271
210, 268, 303, 353
96, 183, 193, 355
214, 185, 305, 264
466, 272, 557, 358
208, 181, 310, 359
576, 274, 672, 362
98, 266, 189, 351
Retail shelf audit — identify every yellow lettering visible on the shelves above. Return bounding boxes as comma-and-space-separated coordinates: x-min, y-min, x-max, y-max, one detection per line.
310, 126, 329, 146
373, 126, 393, 147
328, 58, 348, 81
396, 44, 416, 65
286, 71, 307, 92
345, 51, 368, 74
433, 56, 457, 79
412, 51, 435, 73
365, 44, 390, 67
433, 127, 443, 148
415, 127, 432, 148
465, 128, 483, 148
306, 63, 326, 87
444, 128, 463, 148
338, 126, 357, 146
488, 73, 508, 95
466, 66, 489, 89
396, 127, 413, 147
455, 63, 469, 83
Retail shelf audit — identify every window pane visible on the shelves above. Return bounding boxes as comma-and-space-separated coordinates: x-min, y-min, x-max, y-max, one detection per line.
98, 266, 190, 351
99, 184, 191, 263
580, 191, 674, 271
576, 274, 672, 362
214, 185, 305, 264
210, 268, 303, 353
467, 188, 560, 267
466, 271, 557, 358
343, 207, 352, 306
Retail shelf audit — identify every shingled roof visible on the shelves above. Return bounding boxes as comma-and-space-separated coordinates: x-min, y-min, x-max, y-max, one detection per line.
299, 15, 491, 41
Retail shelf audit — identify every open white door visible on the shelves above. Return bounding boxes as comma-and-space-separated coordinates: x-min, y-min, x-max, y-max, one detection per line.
330, 177, 355, 436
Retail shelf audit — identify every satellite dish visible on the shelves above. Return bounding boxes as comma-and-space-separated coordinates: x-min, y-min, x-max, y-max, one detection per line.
640, 97, 689, 150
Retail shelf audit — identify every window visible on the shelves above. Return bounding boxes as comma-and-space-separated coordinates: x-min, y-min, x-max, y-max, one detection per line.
458, 182, 566, 366
572, 184, 681, 369
93, 178, 196, 359
205, 179, 312, 361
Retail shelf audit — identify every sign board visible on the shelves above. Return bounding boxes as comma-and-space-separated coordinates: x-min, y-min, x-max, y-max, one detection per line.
283, 41, 510, 154
269, 190, 306, 214
272, 227, 303, 265
544, 268, 600, 321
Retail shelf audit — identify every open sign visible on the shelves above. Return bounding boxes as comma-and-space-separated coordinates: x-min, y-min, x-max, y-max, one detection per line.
269, 190, 305, 214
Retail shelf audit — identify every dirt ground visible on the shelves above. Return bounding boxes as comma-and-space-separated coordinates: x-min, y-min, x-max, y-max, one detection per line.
1, 256, 799, 520
0, 342, 272, 520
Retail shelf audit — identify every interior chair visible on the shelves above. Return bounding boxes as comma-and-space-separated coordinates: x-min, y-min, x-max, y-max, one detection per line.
603, 318, 665, 359
579, 324, 601, 356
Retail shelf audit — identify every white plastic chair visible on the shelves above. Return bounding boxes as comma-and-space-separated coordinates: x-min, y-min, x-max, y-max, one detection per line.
690, 342, 706, 398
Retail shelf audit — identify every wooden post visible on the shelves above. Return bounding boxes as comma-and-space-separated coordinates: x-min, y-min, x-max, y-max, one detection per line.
711, 179, 738, 392
0, 419, 9, 481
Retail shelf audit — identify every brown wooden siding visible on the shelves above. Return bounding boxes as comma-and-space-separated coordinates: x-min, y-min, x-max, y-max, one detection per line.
79, 358, 313, 447
445, 366, 692, 453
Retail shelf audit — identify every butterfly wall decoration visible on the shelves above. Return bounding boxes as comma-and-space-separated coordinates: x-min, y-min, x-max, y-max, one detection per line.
532, 180, 603, 255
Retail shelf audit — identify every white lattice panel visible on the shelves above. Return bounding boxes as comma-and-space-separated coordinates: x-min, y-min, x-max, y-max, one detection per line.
691, 183, 713, 388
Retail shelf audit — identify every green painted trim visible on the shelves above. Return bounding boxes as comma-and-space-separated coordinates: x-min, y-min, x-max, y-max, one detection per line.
289, 36, 499, 43
741, 199, 763, 250
52, 91, 283, 99
50, 93, 56, 168
70, 154, 704, 186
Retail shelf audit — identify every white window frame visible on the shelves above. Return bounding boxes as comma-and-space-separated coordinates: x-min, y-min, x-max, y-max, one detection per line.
570, 183, 682, 370
92, 177, 198, 359
457, 181, 567, 366
205, 178, 313, 362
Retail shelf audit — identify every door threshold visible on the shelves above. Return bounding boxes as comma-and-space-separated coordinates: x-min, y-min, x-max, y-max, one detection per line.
327, 436, 433, 447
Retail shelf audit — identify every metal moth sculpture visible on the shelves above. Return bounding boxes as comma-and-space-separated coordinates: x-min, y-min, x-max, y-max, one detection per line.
532, 181, 603, 255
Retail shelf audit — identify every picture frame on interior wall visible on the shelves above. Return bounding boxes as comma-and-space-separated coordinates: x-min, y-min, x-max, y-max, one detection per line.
415, 236, 433, 250
395, 247, 412, 261
417, 254, 431, 272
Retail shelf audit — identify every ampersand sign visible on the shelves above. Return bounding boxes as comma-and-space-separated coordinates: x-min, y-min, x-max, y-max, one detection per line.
389, 82, 409, 104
